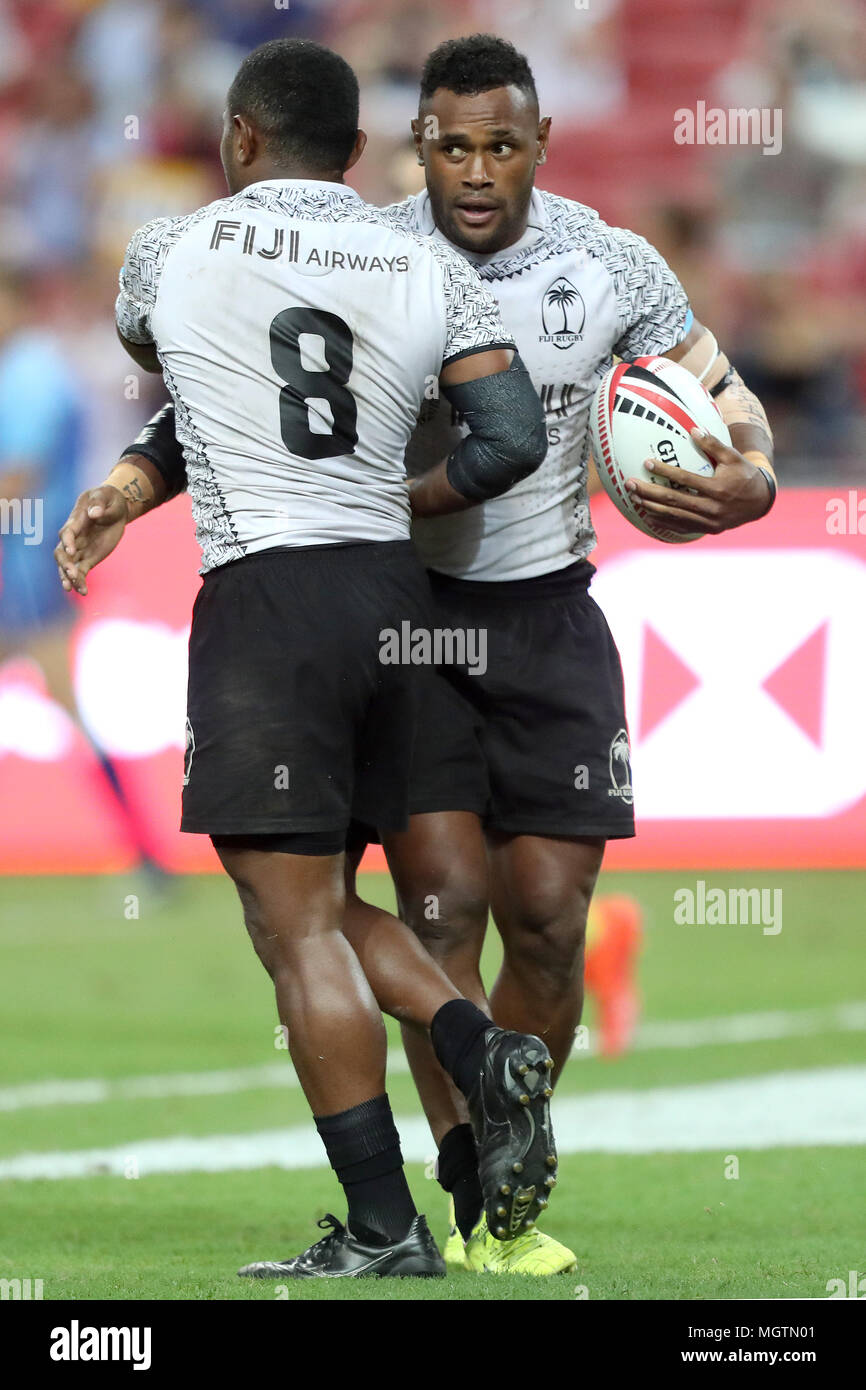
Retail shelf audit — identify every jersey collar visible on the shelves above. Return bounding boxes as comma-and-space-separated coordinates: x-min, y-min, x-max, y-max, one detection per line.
241, 178, 362, 198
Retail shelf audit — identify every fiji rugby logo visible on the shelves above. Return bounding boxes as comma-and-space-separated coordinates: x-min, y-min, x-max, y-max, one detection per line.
541, 276, 585, 349
608, 728, 633, 805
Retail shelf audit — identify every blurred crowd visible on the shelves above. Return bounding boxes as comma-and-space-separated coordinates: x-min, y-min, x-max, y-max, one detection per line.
0, 0, 864, 503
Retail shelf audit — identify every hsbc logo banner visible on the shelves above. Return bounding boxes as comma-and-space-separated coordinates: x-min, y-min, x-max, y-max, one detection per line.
593, 549, 865, 820
590, 489, 866, 869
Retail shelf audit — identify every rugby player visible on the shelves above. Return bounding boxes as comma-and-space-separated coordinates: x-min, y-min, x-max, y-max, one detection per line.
378, 34, 776, 1275
58, 35, 776, 1277
70, 38, 561, 1280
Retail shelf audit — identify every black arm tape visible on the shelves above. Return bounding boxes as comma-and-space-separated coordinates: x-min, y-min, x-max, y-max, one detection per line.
710, 365, 737, 398
119, 403, 187, 500
442, 353, 548, 502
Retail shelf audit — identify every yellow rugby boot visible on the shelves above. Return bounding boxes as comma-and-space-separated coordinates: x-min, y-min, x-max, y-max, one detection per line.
443, 1197, 466, 1269
463, 1211, 577, 1275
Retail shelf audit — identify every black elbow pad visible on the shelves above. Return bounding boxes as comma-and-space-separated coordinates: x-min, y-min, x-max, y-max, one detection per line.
442, 353, 547, 502
120, 403, 187, 499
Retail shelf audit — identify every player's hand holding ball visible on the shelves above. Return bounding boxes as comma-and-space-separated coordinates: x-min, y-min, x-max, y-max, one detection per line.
590, 355, 772, 540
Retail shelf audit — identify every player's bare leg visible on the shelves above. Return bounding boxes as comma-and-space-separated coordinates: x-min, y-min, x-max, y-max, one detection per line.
384, 812, 491, 1144
216, 844, 390, 1116
218, 841, 450, 1276
226, 843, 467, 1037
487, 832, 605, 1078
341, 854, 464, 1030
231, 835, 486, 1228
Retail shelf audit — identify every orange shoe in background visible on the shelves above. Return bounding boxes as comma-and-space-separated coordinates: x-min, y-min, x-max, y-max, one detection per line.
584, 895, 643, 1057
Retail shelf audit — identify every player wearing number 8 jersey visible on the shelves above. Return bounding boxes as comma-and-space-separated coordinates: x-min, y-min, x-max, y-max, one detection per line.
107, 39, 557, 1279
115, 89, 530, 840
116, 181, 513, 572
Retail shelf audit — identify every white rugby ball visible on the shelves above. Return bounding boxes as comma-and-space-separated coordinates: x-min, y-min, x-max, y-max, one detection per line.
589, 354, 730, 542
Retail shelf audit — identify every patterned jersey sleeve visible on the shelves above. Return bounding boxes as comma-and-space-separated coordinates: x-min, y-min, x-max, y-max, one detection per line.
609, 227, 691, 361
433, 242, 515, 365
379, 195, 417, 234
115, 215, 176, 345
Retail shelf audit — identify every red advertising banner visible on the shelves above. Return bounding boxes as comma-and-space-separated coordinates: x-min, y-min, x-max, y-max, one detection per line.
593, 487, 866, 869
1, 488, 863, 872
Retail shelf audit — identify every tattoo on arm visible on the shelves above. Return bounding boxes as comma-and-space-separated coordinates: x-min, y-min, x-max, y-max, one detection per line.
122, 478, 145, 504
718, 370, 774, 460
728, 375, 770, 429
104, 458, 159, 520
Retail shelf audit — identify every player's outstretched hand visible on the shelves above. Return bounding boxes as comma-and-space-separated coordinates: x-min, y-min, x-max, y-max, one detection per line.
55, 485, 128, 596
624, 428, 774, 536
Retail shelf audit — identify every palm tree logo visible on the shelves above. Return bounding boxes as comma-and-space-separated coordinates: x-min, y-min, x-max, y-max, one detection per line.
541, 277, 585, 347
608, 728, 633, 805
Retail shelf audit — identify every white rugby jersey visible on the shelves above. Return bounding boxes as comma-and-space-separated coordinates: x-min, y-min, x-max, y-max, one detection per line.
389, 189, 691, 582
116, 180, 512, 573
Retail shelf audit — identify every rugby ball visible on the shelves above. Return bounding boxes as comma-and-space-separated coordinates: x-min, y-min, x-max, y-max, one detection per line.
589, 355, 731, 542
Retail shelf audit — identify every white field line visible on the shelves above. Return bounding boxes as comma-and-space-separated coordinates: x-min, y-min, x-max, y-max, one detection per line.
1, 1065, 865, 1180
633, 1000, 866, 1050
0, 1063, 306, 1112
2, 1001, 865, 1114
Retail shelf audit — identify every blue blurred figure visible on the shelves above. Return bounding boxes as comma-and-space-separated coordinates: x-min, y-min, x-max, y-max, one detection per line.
0, 268, 166, 880
0, 269, 83, 680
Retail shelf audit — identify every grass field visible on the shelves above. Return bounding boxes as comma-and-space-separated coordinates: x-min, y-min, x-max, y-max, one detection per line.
1, 869, 864, 1301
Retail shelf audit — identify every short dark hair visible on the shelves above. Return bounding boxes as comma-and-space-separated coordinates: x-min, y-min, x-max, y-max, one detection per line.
419, 34, 537, 105
227, 39, 359, 172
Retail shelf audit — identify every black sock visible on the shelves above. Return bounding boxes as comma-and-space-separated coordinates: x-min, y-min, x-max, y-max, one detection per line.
430, 999, 492, 1099
437, 1123, 483, 1241
315, 1094, 416, 1244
